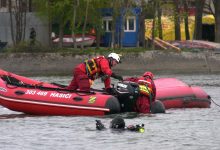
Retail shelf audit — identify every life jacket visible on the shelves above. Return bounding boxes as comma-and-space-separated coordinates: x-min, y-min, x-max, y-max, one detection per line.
137, 77, 153, 97
85, 56, 105, 79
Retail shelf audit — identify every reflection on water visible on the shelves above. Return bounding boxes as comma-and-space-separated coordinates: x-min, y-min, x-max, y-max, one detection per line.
0, 113, 34, 120
0, 74, 220, 150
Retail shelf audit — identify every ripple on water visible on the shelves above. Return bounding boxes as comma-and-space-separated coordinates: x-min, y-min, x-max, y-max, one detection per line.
0, 74, 220, 150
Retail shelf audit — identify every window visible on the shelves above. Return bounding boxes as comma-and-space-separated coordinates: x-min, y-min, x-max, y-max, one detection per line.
124, 16, 136, 32
0, 0, 7, 7
103, 17, 112, 32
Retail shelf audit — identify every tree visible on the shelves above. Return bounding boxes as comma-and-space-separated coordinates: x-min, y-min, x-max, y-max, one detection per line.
9, 0, 28, 46
47, 0, 53, 47
34, 0, 74, 48
151, 0, 157, 49
89, 0, 108, 49
71, 0, 79, 49
183, 0, 190, 40
157, 1, 163, 40
194, 0, 205, 40
33, 0, 52, 47
173, 0, 181, 40
214, 0, 220, 42
81, 0, 89, 49
137, 0, 155, 48
54, 0, 73, 48
204, 0, 215, 15
138, 0, 148, 48
119, 0, 131, 48
110, 0, 120, 48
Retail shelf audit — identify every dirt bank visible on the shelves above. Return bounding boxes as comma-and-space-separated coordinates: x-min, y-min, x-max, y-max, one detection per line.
1, 51, 220, 76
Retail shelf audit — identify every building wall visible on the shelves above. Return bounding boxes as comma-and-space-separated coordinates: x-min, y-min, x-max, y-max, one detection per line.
101, 8, 141, 47
0, 12, 49, 46
122, 16, 139, 47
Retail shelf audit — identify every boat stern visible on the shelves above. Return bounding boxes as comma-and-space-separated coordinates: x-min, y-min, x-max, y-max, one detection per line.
105, 96, 121, 115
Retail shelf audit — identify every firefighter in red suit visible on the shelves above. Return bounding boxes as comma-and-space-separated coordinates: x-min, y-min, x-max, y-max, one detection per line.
67, 53, 123, 94
124, 72, 156, 113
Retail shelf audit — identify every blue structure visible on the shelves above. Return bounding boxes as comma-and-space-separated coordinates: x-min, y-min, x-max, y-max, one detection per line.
101, 8, 141, 47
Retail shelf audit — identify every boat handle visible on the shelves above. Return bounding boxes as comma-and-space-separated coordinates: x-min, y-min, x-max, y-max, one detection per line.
73, 96, 83, 101
15, 90, 25, 95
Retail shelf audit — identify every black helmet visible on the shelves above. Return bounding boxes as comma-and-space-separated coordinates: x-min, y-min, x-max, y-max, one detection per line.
110, 116, 125, 129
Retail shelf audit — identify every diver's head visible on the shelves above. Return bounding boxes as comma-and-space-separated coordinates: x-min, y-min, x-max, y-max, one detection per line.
110, 116, 125, 129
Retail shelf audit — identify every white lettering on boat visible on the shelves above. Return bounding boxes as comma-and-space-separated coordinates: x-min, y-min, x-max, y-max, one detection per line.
25, 90, 36, 95
50, 93, 72, 99
37, 91, 48, 96
0, 87, 7, 92
25, 90, 71, 99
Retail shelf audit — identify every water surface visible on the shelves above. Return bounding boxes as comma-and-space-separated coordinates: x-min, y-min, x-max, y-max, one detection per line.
0, 74, 220, 150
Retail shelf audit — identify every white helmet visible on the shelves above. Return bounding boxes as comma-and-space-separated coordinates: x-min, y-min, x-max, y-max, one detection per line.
108, 53, 121, 63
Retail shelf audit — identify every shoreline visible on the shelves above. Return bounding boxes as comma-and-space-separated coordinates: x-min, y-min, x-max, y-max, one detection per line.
1, 51, 220, 76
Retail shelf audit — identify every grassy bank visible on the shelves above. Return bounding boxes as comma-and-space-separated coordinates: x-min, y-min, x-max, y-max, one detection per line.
2, 41, 182, 55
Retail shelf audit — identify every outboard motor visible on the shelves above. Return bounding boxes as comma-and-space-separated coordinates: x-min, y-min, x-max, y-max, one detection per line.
115, 81, 139, 112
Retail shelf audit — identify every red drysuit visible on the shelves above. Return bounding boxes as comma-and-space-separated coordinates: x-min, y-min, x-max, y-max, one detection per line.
124, 76, 156, 113
67, 56, 113, 91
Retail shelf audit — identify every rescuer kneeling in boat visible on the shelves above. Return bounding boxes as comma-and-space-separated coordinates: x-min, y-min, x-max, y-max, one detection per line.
67, 53, 123, 94
124, 72, 156, 113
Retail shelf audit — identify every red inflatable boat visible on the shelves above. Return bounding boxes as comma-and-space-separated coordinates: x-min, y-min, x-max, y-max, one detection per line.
0, 69, 120, 116
0, 69, 211, 116
155, 78, 211, 109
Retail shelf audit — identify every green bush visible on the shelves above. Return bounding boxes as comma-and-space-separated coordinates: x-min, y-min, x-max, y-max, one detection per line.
5, 40, 181, 54
5, 40, 49, 53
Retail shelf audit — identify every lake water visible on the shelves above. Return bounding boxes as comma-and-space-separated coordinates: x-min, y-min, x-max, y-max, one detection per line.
0, 74, 220, 150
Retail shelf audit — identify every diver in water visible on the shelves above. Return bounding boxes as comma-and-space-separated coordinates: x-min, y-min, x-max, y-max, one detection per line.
96, 116, 145, 133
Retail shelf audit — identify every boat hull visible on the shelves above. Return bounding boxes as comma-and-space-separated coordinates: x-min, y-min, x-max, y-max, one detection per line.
0, 94, 119, 116
53, 34, 96, 47
0, 69, 120, 116
155, 78, 211, 109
